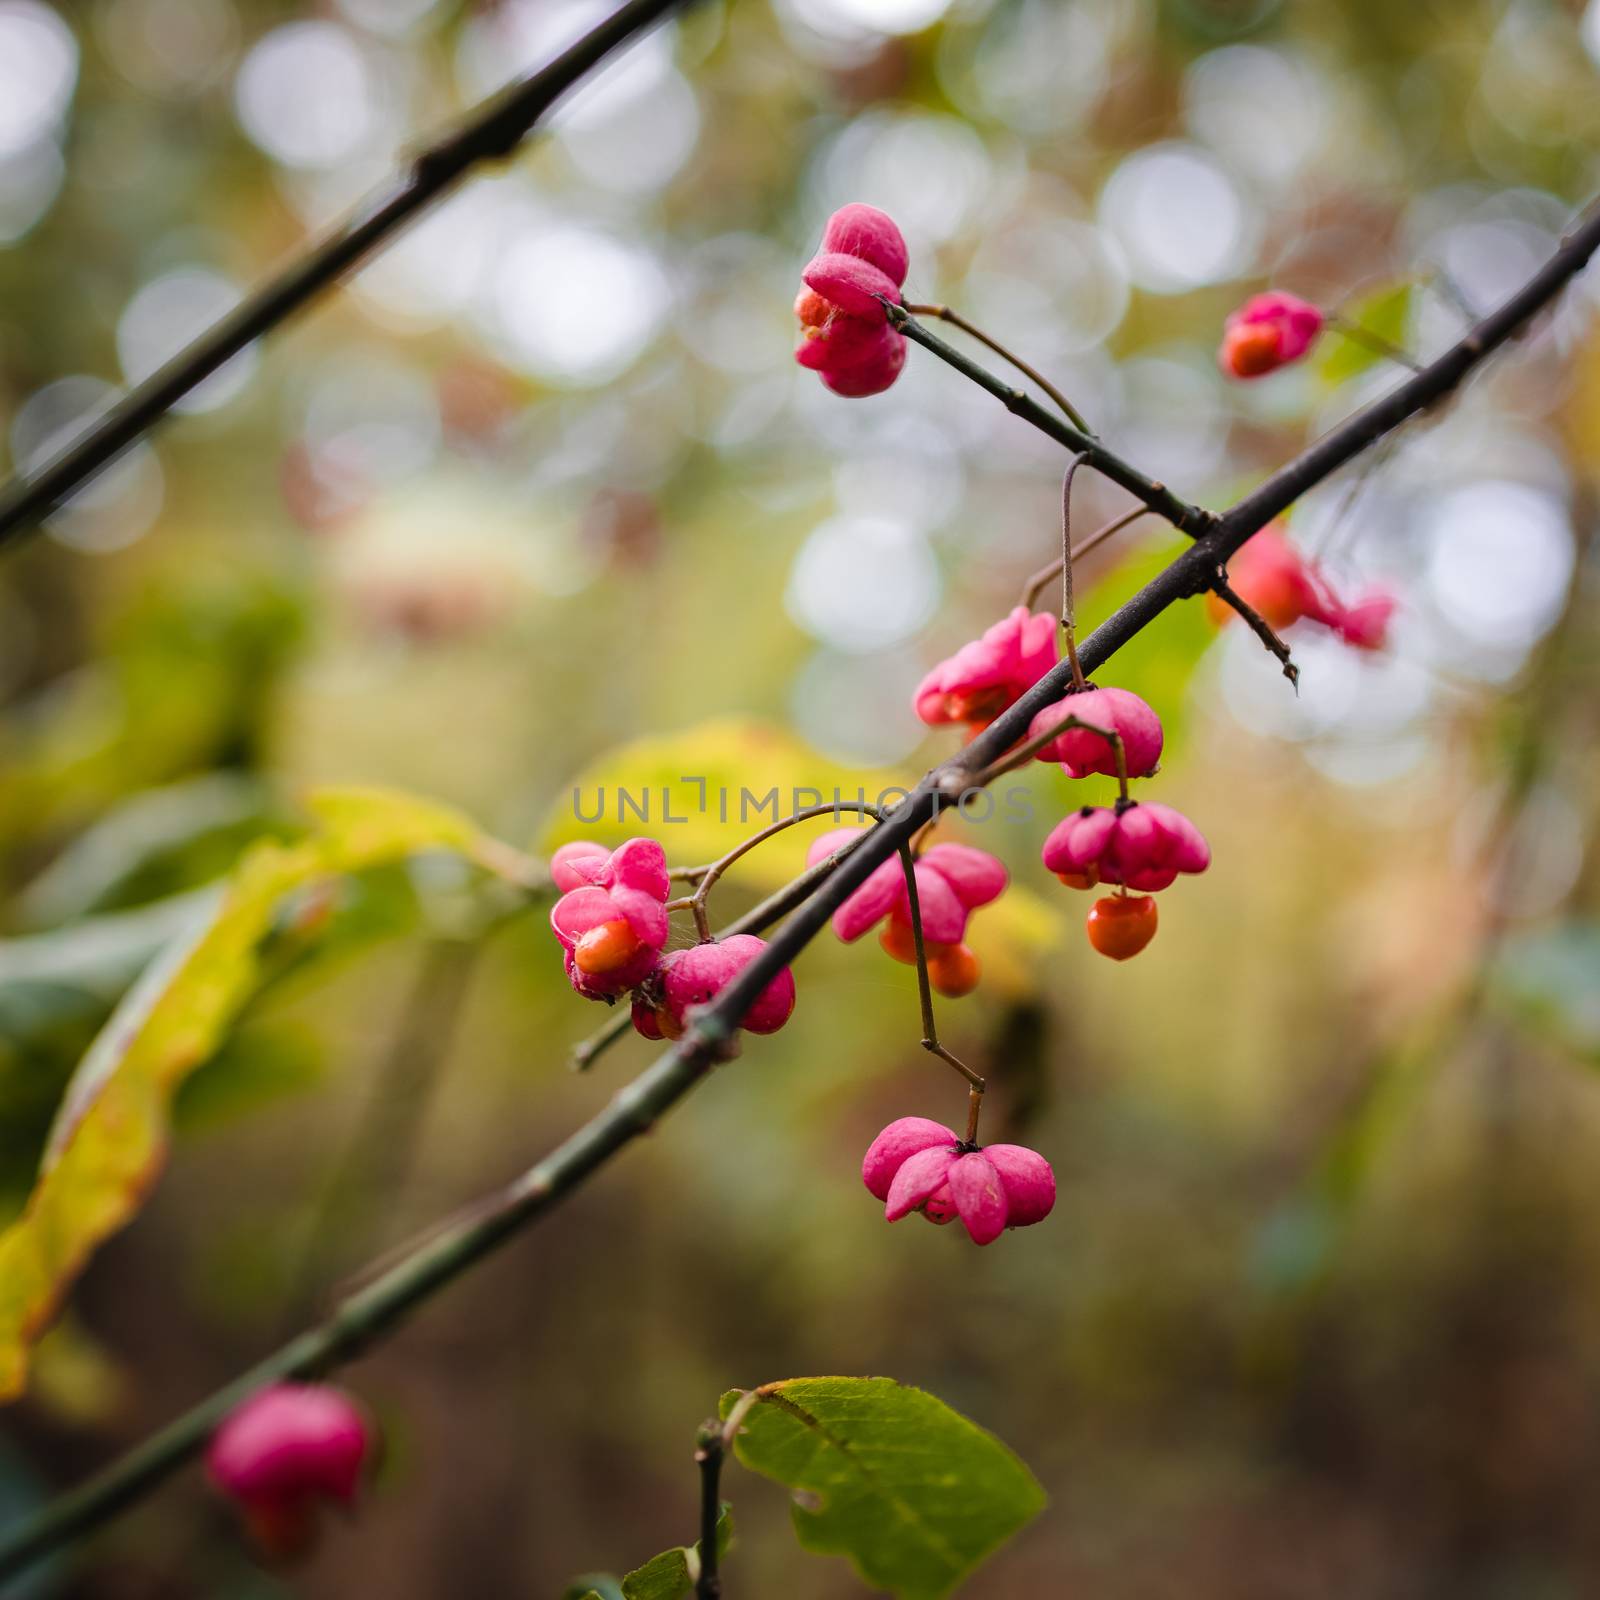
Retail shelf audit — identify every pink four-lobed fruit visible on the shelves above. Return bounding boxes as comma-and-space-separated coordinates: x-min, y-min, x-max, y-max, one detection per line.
794, 203, 910, 398
806, 832, 1007, 996
206, 1383, 373, 1556
861, 1118, 1055, 1245
632, 933, 796, 1041
912, 606, 1060, 732
549, 838, 671, 1000
1210, 526, 1395, 651
1027, 685, 1164, 780
1218, 291, 1324, 378
1042, 802, 1210, 893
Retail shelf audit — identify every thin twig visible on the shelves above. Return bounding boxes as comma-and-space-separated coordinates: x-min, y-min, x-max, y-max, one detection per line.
1211, 573, 1299, 689
0, 0, 697, 550
973, 713, 1128, 802
902, 303, 1094, 434
1326, 313, 1424, 374
897, 843, 984, 1143
1059, 454, 1090, 691
1021, 505, 1152, 611
883, 302, 1211, 536
683, 802, 885, 937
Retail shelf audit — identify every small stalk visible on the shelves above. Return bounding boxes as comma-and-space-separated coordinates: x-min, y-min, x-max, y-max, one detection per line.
902, 302, 1094, 434
896, 843, 984, 1137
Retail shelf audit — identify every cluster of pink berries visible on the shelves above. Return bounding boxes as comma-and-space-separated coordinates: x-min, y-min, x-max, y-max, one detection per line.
913, 606, 1210, 961
550, 838, 796, 1040
206, 1383, 374, 1558
807, 831, 1008, 997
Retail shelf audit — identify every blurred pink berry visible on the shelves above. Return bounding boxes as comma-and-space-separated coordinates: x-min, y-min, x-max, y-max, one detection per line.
806, 833, 1007, 947
634, 933, 796, 1041
862, 1118, 1055, 1245
1027, 686, 1163, 780
549, 837, 671, 1000
1209, 526, 1395, 651
1333, 586, 1397, 650
795, 203, 909, 399
913, 607, 1059, 732
207, 1383, 372, 1555
1042, 801, 1210, 893
1219, 291, 1324, 378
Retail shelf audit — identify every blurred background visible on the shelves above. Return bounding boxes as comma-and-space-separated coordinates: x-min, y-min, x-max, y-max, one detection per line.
2, 0, 1600, 1594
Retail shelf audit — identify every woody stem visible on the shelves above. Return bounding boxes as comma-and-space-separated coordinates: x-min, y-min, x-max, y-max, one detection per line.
901, 303, 1094, 434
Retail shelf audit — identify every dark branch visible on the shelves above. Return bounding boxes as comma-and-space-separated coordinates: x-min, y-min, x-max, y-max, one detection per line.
1210, 573, 1298, 689
0, 0, 696, 551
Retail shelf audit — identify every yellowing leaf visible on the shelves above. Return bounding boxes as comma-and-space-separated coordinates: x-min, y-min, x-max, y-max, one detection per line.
543, 716, 915, 867
543, 719, 1059, 995
0, 787, 543, 1402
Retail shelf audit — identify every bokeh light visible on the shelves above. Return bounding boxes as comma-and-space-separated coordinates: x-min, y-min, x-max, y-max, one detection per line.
785, 514, 940, 652
1098, 142, 1261, 293
0, 1, 77, 158
234, 21, 384, 171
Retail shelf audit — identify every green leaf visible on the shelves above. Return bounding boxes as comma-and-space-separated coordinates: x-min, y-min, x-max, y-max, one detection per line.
721, 1377, 1044, 1600
619, 1506, 732, 1600
0, 786, 544, 1401
1489, 920, 1600, 1062
1314, 281, 1414, 386
562, 1582, 623, 1600
13, 773, 286, 929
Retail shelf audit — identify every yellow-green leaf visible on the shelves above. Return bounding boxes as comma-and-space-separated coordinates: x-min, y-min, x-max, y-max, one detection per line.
0, 786, 543, 1402
543, 718, 1059, 996
1314, 281, 1414, 387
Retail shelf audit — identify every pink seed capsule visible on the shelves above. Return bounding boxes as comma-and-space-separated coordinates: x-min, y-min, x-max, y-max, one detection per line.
207, 1383, 374, 1557
861, 1119, 1056, 1245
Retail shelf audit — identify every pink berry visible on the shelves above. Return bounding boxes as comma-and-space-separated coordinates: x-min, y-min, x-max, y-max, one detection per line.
549, 837, 671, 1000
1218, 291, 1323, 379
1042, 801, 1210, 893
206, 1383, 372, 1542
805, 831, 1008, 959
550, 840, 610, 893
913, 607, 1059, 732
865, 1120, 1055, 1245
640, 933, 796, 1040
1209, 526, 1395, 652
821, 201, 909, 284
794, 203, 909, 400
862, 1116, 958, 1199
1027, 686, 1163, 780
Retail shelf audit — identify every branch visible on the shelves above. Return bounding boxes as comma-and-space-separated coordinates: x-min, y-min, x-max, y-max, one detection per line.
693, 1420, 725, 1600
0, 0, 696, 551
5, 197, 1599, 1584
884, 303, 1211, 534
1209, 573, 1298, 689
